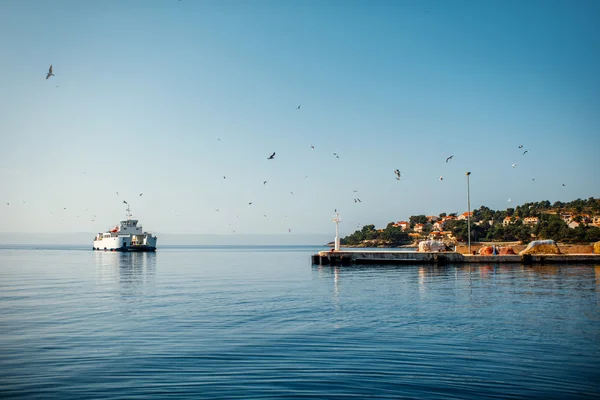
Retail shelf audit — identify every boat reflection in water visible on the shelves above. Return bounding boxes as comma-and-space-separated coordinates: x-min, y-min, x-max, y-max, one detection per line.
94, 251, 156, 302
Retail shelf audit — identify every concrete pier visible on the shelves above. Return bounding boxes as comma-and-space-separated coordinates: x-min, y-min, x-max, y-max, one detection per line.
311, 250, 600, 266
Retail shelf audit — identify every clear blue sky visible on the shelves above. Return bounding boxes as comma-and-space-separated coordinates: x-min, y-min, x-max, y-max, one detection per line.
1, 0, 599, 236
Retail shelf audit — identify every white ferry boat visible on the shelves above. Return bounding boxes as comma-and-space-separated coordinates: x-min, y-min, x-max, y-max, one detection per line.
93, 206, 157, 252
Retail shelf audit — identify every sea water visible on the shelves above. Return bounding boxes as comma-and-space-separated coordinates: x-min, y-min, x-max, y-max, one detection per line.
1, 245, 599, 399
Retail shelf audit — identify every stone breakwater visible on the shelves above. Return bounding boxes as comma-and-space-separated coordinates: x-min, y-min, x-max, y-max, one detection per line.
311, 250, 600, 266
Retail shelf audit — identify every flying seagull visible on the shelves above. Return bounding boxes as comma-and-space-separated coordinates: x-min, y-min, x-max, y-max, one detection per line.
116, 192, 119, 195
46, 65, 54, 79
248, 202, 253, 206
507, 198, 512, 202
267, 152, 275, 160
139, 193, 143, 196
562, 183, 566, 187
263, 181, 267, 185
297, 105, 301, 109
523, 150, 528, 155
290, 192, 295, 195
439, 176, 443, 181
518, 145, 523, 148
357, 198, 361, 203
394, 169, 401, 180
512, 163, 517, 168
223, 176, 226, 179
123, 200, 128, 204
446, 155, 454, 163
333, 153, 339, 159
310, 145, 315, 150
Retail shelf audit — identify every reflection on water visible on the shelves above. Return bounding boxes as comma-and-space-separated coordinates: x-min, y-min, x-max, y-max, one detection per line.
313, 263, 600, 299
2, 248, 600, 399
94, 251, 156, 301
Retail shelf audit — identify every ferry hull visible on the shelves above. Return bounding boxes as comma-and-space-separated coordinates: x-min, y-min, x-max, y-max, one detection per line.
93, 245, 156, 252
119, 245, 156, 252
93, 242, 156, 252
93, 235, 157, 252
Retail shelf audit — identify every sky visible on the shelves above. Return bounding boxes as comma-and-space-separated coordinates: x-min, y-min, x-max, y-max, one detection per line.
1, 0, 599, 239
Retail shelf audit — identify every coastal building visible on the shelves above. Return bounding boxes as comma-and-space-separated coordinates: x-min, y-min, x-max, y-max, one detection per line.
393, 221, 410, 231
592, 216, 600, 226
428, 231, 454, 240
433, 221, 444, 231
503, 216, 519, 226
457, 212, 473, 221
414, 223, 425, 233
560, 213, 574, 223
429, 231, 442, 240
568, 221, 581, 229
523, 217, 540, 225
426, 215, 439, 222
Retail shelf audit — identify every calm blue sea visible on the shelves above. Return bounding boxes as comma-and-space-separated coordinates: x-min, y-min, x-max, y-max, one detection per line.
1, 245, 599, 399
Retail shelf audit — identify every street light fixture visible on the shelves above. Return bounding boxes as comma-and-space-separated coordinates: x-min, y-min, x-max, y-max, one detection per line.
466, 172, 471, 254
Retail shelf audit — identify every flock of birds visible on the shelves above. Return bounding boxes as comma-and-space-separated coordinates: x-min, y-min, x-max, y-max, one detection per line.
3, 65, 571, 234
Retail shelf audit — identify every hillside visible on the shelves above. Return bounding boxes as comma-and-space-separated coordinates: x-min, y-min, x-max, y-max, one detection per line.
341, 197, 600, 246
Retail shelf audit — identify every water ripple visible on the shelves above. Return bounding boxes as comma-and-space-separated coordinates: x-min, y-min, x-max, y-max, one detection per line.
1, 249, 599, 399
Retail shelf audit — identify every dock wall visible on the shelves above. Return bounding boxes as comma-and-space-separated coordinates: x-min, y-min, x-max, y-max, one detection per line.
312, 251, 600, 266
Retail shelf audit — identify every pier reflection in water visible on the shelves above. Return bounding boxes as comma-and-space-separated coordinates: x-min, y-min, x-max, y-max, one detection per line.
313, 263, 600, 335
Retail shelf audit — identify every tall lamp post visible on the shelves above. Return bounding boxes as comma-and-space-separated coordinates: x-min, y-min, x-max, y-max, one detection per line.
466, 172, 471, 254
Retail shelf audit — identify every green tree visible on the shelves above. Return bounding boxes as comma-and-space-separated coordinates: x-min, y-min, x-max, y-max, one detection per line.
409, 215, 428, 226
446, 220, 468, 241
382, 222, 409, 245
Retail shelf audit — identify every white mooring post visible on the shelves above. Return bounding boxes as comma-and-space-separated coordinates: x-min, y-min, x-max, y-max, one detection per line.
333, 212, 341, 251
